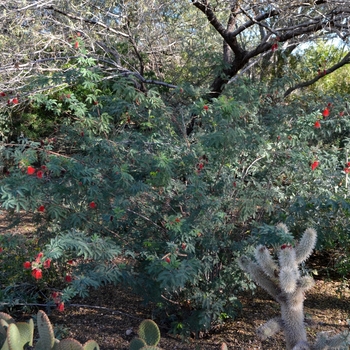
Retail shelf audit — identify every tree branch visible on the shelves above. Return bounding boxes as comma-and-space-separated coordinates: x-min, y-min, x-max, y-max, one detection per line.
284, 52, 350, 97
45, 5, 129, 38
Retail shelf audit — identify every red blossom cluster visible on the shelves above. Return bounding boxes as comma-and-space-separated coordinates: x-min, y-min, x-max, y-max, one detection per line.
345, 162, 350, 174
27, 165, 47, 178
7, 98, 19, 105
52, 292, 65, 312
23, 252, 51, 280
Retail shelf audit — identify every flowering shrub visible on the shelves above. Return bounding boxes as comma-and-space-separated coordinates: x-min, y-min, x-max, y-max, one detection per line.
0, 60, 349, 334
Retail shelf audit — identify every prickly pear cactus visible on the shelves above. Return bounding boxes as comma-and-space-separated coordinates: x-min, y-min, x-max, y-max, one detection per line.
55, 338, 84, 350
7, 324, 21, 350
82, 340, 100, 350
138, 320, 160, 346
129, 337, 147, 350
35, 310, 56, 350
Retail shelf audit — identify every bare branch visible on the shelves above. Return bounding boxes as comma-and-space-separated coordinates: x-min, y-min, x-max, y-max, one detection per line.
284, 52, 350, 97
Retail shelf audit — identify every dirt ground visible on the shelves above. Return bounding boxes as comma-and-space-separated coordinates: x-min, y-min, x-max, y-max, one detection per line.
47, 278, 350, 350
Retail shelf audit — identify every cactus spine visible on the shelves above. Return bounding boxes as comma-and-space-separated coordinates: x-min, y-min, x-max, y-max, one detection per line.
238, 225, 350, 350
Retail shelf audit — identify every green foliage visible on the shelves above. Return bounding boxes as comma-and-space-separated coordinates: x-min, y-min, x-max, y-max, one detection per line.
0, 50, 350, 336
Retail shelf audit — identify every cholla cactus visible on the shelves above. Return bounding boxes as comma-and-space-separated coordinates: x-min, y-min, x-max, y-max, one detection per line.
238, 224, 350, 350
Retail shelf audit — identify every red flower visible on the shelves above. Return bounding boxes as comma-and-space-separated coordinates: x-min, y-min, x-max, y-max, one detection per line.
65, 274, 72, 283
165, 256, 171, 263
93, 101, 98, 105
314, 120, 321, 128
89, 201, 96, 209
74, 41, 79, 49
36, 170, 43, 179
67, 259, 74, 265
43, 259, 51, 269
57, 302, 65, 312
347, 162, 350, 167
175, 217, 181, 223
311, 161, 320, 171
41, 165, 47, 170
27, 166, 35, 175
339, 111, 344, 117
0, 248, 3, 253
35, 252, 44, 263
12, 98, 18, 104
23, 261, 31, 269
32, 268, 42, 280
0, 92, 5, 96
203, 105, 209, 111
38, 205, 45, 212
271, 43, 278, 51
345, 167, 350, 174
322, 107, 330, 118
52, 292, 61, 304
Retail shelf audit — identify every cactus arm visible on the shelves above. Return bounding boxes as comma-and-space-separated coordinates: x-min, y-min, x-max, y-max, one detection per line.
292, 340, 310, 349
238, 256, 280, 300
312, 330, 350, 350
254, 245, 279, 279
256, 317, 283, 340
295, 228, 317, 264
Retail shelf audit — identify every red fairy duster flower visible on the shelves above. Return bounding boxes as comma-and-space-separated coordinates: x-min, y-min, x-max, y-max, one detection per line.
32, 268, 43, 280
311, 161, 320, 171
203, 105, 209, 111
314, 120, 321, 128
23, 261, 31, 269
89, 201, 96, 209
43, 259, 51, 269
271, 43, 278, 51
322, 107, 330, 117
0, 92, 5, 96
27, 166, 35, 175
74, 41, 79, 49
36, 170, 43, 179
65, 274, 72, 283
345, 167, 350, 174
57, 302, 65, 312
339, 111, 344, 117
35, 252, 44, 263
12, 98, 18, 104
38, 205, 45, 212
